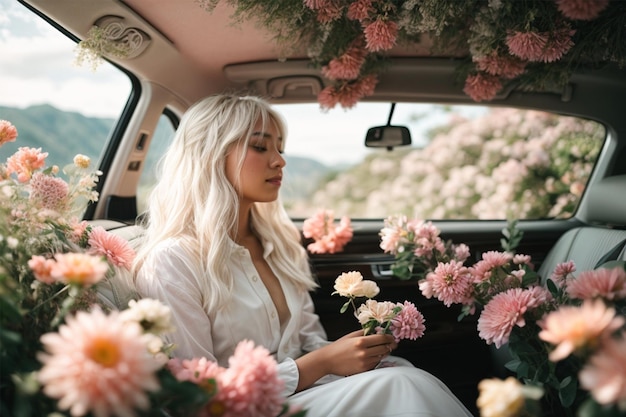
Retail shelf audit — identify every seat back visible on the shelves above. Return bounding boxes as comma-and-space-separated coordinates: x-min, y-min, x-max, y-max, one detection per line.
538, 174, 626, 279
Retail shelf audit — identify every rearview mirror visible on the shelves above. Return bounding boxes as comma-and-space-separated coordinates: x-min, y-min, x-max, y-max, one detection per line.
365, 125, 412, 150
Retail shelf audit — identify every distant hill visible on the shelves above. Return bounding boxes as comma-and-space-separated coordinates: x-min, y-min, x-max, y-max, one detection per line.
0, 104, 115, 169
0, 104, 331, 202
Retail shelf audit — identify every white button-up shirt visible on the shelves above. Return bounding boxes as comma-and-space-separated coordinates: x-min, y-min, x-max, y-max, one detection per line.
135, 237, 330, 396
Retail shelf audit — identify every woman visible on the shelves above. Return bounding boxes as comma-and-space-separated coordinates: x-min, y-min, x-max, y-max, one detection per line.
133, 94, 473, 417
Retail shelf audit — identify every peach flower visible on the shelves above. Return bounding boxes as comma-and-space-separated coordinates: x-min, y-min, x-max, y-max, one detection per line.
579, 336, 626, 410
28, 255, 57, 284
0, 119, 18, 145
6, 146, 48, 182
363, 18, 398, 52
50, 252, 109, 286
538, 299, 625, 361
37, 308, 161, 417
356, 299, 396, 326
555, 0, 609, 21
476, 377, 525, 417
463, 73, 503, 102
333, 271, 380, 298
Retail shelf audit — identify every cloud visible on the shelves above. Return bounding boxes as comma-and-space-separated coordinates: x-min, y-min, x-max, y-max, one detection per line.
0, 0, 129, 118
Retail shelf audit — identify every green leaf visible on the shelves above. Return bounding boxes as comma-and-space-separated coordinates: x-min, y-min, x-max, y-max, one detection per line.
558, 376, 578, 407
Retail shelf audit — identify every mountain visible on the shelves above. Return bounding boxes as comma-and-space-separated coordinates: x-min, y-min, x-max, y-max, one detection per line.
0, 104, 115, 169
0, 104, 332, 202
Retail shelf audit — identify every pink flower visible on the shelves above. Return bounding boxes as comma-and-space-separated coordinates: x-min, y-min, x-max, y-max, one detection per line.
303, 209, 353, 253
0, 120, 18, 146
555, 0, 609, 21
69, 219, 90, 244
474, 53, 527, 79
29, 172, 69, 211
318, 75, 378, 109
347, 0, 373, 21
506, 25, 575, 63
6, 146, 48, 182
463, 73, 503, 102
363, 18, 398, 52
171, 340, 284, 417
421, 261, 473, 306
220, 340, 285, 417
566, 267, 626, 300
538, 299, 625, 361
37, 308, 161, 417
304, 0, 343, 23
390, 301, 426, 342
88, 226, 136, 269
470, 251, 513, 283
454, 243, 471, 263
321, 40, 367, 80
506, 30, 548, 61
477, 287, 545, 348
550, 260, 576, 286
28, 255, 57, 284
51, 252, 109, 286
379, 215, 410, 254
579, 336, 626, 409
540, 25, 576, 63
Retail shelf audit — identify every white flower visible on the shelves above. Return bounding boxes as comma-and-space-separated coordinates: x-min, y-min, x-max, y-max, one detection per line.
120, 298, 174, 335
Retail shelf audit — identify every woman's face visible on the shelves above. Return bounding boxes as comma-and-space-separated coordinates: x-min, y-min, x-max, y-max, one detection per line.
225, 117, 286, 206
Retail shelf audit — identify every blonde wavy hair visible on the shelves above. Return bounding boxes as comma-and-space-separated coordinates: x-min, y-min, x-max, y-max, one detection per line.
133, 94, 317, 311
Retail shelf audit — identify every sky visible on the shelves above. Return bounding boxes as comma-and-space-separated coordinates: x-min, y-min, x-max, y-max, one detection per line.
0, 0, 481, 165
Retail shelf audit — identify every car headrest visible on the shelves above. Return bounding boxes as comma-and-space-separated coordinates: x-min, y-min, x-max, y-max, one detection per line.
586, 175, 626, 227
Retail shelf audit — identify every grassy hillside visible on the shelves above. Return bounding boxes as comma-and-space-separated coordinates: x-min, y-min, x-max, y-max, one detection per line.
0, 104, 115, 169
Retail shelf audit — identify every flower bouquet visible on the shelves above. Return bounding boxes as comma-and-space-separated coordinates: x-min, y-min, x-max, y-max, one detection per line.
0, 120, 305, 417
332, 271, 425, 343
380, 215, 626, 416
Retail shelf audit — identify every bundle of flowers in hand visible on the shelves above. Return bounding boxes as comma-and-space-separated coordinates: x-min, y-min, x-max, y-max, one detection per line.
0, 120, 306, 417
302, 208, 353, 254
332, 271, 425, 343
379, 214, 470, 280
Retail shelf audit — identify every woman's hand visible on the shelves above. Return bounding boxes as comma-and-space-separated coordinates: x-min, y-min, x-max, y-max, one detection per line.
294, 330, 395, 392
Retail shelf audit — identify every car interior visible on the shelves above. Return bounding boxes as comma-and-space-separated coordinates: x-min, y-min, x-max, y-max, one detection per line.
4, 0, 626, 415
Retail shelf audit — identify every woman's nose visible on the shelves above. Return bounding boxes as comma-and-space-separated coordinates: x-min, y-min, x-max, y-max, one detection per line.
272, 149, 286, 167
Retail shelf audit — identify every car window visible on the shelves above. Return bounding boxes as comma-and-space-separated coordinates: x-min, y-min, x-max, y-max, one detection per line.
276, 103, 605, 220
0, 0, 131, 177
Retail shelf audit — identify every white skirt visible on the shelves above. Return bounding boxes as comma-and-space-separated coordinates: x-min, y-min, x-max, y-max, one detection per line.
288, 357, 474, 417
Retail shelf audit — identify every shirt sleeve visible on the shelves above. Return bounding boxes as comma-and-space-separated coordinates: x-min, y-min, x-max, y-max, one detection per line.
135, 243, 217, 361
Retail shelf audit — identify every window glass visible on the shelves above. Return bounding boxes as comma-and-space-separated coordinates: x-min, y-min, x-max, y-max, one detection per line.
137, 114, 176, 215
276, 103, 605, 220
0, 0, 131, 174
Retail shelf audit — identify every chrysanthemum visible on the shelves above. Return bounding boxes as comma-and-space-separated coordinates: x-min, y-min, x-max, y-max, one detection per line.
364, 18, 398, 52
6, 146, 48, 182
37, 308, 161, 417
29, 172, 69, 211
555, 0, 609, 21
550, 260, 576, 286
0, 119, 18, 145
346, 0, 373, 21
470, 250, 513, 282
88, 226, 136, 269
322, 42, 367, 81
390, 301, 425, 342
540, 25, 575, 63
463, 73, 502, 102
73, 154, 91, 169
538, 299, 625, 361
477, 287, 544, 348
475, 53, 526, 79
422, 261, 473, 306
506, 30, 548, 62
51, 252, 109, 286
567, 266, 626, 300
579, 336, 626, 410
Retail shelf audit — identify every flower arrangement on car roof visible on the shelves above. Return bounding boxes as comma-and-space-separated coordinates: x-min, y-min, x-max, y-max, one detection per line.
196, 0, 626, 109
0, 120, 306, 417
380, 216, 626, 417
